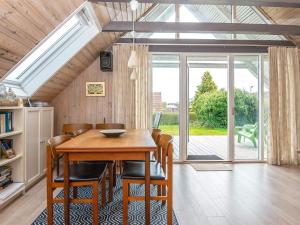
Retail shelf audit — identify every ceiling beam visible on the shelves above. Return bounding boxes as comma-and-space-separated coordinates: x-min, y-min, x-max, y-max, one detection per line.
117, 38, 295, 46
90, 0, 300, 8
148, 45, 268, 53
103, 22, 300, 36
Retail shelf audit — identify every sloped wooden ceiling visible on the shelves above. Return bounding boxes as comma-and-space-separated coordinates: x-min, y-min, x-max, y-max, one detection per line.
261, 7, 300, 45
32, 2, 153, 101
0, 0, 152, 101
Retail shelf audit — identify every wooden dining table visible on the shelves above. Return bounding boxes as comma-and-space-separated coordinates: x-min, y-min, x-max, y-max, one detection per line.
55, 129, 157, 225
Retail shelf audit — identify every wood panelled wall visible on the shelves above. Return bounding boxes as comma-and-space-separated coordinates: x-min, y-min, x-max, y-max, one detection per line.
51, 57, 112, 135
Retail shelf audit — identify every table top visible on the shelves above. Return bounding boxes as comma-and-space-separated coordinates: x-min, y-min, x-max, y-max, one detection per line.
56, 129, 156, 153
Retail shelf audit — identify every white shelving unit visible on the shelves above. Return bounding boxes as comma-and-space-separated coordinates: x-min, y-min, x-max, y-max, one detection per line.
0, 106, 54, 209
0, 107, 25, 209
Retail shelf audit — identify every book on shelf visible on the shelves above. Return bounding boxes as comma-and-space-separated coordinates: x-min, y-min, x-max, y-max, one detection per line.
0, 139, 15, 159
0, 166, 12, 191
0, 112, 13, 134
0, 183, 24, 201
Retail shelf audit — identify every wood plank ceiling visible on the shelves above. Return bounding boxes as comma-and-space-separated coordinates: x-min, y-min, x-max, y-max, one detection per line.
0, 1, 299, 101
261, 7, 300, 45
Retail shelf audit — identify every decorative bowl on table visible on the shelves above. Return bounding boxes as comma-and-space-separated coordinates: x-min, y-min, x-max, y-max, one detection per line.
99, 129, 126, 138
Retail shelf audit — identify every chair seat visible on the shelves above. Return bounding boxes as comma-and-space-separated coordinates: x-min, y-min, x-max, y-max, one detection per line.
124, 152, 157, 163
54, 162, 107, 182
81, 160, 114, 164
121, 161, 165, 180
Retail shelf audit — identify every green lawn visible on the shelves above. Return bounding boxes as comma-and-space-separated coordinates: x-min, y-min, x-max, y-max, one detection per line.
159, 125, 227, 136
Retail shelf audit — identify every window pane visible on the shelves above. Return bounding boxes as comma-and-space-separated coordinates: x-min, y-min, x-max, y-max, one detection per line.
234, 55, 259, 160
152, 54, 180, 160
263, 55, 269, 160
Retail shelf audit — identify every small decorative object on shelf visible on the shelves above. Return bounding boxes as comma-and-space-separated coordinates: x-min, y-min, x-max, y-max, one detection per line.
6, 88, 16, 100
0, 84, 7, 100
0, 139, 15, 159
0, 84, 18, 107
17, 98, 23, 107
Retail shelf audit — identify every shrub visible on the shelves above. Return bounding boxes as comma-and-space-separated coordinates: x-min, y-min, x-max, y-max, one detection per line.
234, 89, 258, 126
152, 112, 197, 125
193, 90, 228, 128
192, 89, 258, 128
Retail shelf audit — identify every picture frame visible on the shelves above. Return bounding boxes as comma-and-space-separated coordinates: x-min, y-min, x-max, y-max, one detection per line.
86, 82, 105, 97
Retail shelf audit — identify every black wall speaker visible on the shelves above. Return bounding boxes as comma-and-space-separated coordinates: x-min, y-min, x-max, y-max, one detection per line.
100, 51, 113, 72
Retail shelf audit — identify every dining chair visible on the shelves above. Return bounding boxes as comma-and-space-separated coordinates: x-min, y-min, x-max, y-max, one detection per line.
121, 134, 173, 225
123, 129, 161, 166
57, 124, 92, 176
47, 135, 108, 225
70, 128, 88, 137
95, 123, 125, 201
96, 123, 125, 129
152, 112, 162, 129
62, 123, 93, 135
152, 128, 162, 161
58, 124, 93, 176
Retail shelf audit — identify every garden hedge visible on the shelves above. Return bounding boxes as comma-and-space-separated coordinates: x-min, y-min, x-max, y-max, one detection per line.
152, 112, 197, 125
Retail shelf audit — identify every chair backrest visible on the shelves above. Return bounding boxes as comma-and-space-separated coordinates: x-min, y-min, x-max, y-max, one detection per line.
62, 124, 93, 134
47, 135, 71, 182
71, 128, 88, 137
152, 128, 162, 145
96, 123, 125, 129
157, 134, 173, 179
152, 129, 162, 161
47, 135, 71, 160
153, 112, 162, 129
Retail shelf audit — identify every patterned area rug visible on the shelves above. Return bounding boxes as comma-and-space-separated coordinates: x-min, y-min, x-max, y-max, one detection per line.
32, 177, 179, 225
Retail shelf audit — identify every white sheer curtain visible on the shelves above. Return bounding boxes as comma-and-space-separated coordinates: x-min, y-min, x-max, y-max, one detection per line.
112, 44, 151, 129
268, 46, 300, 165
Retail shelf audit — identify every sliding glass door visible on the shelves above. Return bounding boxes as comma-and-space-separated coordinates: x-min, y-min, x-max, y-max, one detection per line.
151, 53, 268, 162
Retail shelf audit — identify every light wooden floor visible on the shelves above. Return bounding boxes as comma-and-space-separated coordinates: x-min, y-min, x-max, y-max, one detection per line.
1, 164, 300, 225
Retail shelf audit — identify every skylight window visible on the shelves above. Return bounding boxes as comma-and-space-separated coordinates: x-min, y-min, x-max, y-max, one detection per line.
2, 2, 101, 97
7, 16, 80, 83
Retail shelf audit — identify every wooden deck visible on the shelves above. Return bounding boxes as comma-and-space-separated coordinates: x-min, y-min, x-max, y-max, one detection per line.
173, 135, 259, 160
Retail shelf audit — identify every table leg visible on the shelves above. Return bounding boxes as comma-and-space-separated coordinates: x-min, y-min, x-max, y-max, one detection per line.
64, 153, 70, 225
145, 152, 150, 225
47, 147, 53, 225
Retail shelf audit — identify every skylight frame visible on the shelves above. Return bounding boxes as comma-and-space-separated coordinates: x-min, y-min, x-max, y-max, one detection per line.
6, 17, 82, 84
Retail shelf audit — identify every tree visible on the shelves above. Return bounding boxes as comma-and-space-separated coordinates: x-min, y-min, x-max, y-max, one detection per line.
192, 71, 217, 112
197, 71, 217, 94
